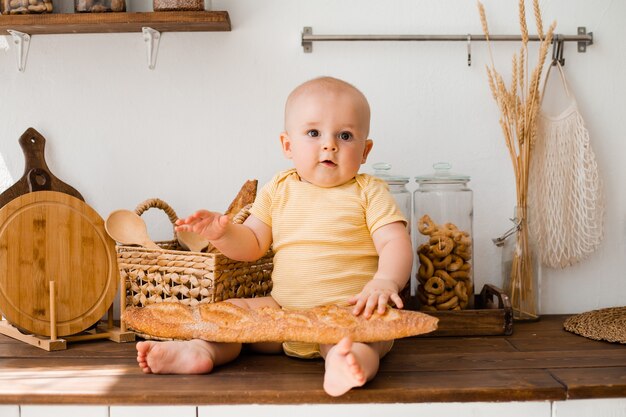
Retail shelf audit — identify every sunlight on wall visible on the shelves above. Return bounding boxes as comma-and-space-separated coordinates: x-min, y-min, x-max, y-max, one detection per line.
0, 152, 13, 193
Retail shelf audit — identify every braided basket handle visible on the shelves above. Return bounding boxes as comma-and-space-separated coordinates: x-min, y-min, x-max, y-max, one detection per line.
132, 199, 252, 249
134, 198, 179, 236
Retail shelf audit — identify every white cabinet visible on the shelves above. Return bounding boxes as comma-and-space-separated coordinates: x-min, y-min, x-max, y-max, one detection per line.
8, 400, 626, 417
0, 405, 19, 417
197, 402, 552, 417
20, 405, 108, 417
553, 399, 626, 417
111, 405, 197, 417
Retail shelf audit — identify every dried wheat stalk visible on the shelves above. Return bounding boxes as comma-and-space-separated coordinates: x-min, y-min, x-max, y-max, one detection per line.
478, 0, 556, 319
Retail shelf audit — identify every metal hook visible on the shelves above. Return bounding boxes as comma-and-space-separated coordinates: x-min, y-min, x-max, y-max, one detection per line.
467, 34, 471, 67
551, 34, 565, 66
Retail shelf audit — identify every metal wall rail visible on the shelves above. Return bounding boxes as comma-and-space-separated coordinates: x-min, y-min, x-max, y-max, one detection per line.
301, 26, 593, 65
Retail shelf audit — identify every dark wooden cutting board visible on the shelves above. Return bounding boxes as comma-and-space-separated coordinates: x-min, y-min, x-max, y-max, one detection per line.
0, 128, 84, 210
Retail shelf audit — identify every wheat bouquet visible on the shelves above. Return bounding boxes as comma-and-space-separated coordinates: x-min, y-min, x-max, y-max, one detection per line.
478, 0, 555, 319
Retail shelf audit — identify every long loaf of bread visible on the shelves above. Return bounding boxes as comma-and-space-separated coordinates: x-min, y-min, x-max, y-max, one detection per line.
122, 302, 438, 344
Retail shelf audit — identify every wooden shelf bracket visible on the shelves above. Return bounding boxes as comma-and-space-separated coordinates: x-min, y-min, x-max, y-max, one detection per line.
7, 29, 30, 72
142, 26, 160, 70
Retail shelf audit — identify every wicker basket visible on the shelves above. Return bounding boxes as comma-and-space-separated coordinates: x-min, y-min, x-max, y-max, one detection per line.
116, 198, 273, 308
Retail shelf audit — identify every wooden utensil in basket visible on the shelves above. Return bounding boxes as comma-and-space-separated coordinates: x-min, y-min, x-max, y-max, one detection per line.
116, 198, 273, 308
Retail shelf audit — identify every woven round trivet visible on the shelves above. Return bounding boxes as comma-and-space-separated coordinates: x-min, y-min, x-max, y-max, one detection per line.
563, 307, 626, 344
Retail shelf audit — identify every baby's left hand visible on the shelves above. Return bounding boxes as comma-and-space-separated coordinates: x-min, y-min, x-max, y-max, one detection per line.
348, 278, 403, 318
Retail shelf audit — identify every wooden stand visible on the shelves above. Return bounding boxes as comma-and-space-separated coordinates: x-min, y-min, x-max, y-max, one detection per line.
0, 277, 134, 351
406, 284, 514, 337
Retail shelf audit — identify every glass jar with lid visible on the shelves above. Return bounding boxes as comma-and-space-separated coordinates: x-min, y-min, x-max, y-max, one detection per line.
153, 0, 203, 11
371, 162, 411, 234
1, 0, 52, 14
414, 162, 473, 311
74, 0, 124, 12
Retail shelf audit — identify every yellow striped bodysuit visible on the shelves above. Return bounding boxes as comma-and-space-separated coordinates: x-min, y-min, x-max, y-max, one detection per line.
249, 169, 406, 358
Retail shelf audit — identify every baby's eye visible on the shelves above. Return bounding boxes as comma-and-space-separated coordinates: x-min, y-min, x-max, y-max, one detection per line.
338, 131, 352, 141
307, 130, 320, 138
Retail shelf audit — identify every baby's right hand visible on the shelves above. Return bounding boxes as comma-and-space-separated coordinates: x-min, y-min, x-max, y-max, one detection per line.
175, 210, 230, 241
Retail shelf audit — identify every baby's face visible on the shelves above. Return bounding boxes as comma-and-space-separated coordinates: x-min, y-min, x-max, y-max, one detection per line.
281, 86, 373, 188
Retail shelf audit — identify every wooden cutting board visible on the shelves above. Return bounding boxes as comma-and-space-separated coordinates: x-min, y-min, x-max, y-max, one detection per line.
0, 128, 84, 210
0, 191, 117, 337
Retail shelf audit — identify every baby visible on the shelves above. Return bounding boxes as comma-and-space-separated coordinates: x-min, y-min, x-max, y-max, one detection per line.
136, 76, 413, 397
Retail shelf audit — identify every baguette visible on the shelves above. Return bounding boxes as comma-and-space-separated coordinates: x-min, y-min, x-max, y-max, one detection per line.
224, 179, 258, 221
122, 302, 438, 344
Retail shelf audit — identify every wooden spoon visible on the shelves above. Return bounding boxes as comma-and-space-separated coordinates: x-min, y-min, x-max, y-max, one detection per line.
105, 209, 161, 250
177, 230, 210, 252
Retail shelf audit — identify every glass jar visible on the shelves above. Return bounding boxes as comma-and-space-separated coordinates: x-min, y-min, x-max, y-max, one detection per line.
371, 162, 412, 306
74, 0, 125, 12
153, 0, 203, 11
1, 0, 52, 14
372, 162, 411, 233
499, 206, 541, 321
413, 162, 473, 311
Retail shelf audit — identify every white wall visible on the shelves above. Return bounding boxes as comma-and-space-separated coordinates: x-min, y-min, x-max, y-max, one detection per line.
1, 0, 624, 314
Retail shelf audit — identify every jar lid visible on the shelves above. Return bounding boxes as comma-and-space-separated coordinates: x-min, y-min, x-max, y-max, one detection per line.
372, 162, 409, 184
415, 162, 470, 184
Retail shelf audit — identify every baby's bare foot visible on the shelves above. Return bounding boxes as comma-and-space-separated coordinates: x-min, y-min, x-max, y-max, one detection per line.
136, 340, 215, 374
323, 337, 367, 396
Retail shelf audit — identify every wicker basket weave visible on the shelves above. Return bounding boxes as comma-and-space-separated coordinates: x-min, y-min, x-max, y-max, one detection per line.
116, 198, 273, 308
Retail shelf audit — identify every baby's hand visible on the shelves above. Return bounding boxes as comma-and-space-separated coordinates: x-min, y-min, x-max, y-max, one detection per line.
174, 210, 229, 241
348, 278, 403, 319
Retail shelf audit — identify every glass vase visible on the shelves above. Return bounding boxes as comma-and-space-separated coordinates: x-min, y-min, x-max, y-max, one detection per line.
501, 206, 541, 321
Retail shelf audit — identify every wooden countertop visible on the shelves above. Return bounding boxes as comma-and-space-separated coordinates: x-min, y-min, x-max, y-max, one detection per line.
0, 315, 625, 405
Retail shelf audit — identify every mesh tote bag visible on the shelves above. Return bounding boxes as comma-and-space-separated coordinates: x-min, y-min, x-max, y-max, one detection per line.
528, 61, 604, 268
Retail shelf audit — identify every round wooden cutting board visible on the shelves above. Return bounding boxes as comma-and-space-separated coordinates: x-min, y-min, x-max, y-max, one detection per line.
0, 191, 117, 337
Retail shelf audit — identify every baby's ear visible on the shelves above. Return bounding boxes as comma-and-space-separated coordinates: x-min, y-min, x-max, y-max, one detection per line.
361, 139, 374, 163
280, 131, 293, 159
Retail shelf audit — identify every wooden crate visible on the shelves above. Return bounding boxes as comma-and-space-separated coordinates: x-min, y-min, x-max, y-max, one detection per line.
407, 284, 513, 336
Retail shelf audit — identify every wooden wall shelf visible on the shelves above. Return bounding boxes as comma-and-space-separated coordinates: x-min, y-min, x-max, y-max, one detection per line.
0, 10, 231, 35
